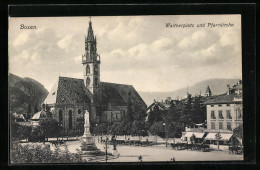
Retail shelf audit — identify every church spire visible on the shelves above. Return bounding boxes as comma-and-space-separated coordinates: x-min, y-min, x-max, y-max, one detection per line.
87, 17, 95, 41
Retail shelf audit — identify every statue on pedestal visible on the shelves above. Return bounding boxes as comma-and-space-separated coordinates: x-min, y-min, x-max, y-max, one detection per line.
80, 110, 100, 153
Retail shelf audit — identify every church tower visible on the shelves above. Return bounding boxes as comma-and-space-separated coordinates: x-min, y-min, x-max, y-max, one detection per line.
82, 18, 101, 104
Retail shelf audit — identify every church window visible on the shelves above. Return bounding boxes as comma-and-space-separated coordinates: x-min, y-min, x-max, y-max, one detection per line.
86, 65, 90, 74
94, 65, 98, 74
86, 77, 90, 86
94, 78, 98, 87
59, 110, 63, 124
69, 110, 72, 130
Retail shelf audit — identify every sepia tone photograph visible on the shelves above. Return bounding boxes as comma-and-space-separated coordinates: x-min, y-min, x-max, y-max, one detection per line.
8, 15, 243, 163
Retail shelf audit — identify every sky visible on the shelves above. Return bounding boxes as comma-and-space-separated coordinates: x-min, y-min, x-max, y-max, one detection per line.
9, 15, 242, 92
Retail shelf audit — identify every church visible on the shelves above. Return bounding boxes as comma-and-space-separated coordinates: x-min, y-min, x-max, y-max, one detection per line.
44, 19, 147, 132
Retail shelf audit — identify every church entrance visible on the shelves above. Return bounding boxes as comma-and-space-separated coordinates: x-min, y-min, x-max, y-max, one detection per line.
69, 110, 72, 130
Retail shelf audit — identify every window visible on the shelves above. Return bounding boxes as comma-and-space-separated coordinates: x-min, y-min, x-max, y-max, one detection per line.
78, 109, 81, 114
226, 110, 232, 119
237, 108, 242, 118
86, 65, 90, 74
218, 104, 222, 107
69, 110, 72, 130
116, 114, 118, 120
59, 110, 63, 123
86, 77, 90, 86
211, 105, 214, 107
94, 78, 98, 87
218, 111, 224, 119
219, 122, 223, 129
94, 65, 98, 74
226, 104, 230, 106
211, 122, 215, 129
227, 122, 232, 131
211, 111, 216, 119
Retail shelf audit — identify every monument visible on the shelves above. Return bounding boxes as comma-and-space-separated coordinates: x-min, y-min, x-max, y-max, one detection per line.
79, 110, 101, 155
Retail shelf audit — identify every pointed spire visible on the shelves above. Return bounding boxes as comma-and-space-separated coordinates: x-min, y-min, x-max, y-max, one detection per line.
87, 17, 94, 41
205, 85, 212, 96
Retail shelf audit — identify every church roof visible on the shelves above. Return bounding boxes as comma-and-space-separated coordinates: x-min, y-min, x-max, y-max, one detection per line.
44, 77, 147, 108
100, 82, 146, 107
44, 76, 91, 104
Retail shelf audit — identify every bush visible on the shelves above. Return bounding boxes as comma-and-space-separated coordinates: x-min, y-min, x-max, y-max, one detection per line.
28, 126, 45, 142
10, 142, 83, 164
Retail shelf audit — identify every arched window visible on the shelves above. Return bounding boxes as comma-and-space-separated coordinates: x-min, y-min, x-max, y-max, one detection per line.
59, 110, 63, 123
86, 77, 90, 86
94, 78, 98, 87
86, 65, 90, 74
94, 65, 98, 74
69, 110, 72, 130
78, 109, 81, 114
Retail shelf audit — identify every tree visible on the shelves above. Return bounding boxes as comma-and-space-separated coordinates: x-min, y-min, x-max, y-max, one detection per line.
93, 123, 111, 135
147, 104, 163, 127
29, 126, 45, 142
17, 125, 32, 141
131, 120, 148, 137
149, 121, 165, 138
76, 117, 84, 135
39, 118, 61, 141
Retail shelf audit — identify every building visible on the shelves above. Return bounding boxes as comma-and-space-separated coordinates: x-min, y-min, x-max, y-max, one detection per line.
205, 85, 212, 96
43, 19, 147, 132
203, 80, 243, 144
30, 103, 53, 126
181, 82, 243, 145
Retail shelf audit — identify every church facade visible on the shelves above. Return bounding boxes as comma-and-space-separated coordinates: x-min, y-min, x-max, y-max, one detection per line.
44, 19, 147, 132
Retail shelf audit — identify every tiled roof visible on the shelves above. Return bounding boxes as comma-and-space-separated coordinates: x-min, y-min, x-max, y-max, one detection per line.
204, 94, 242, 104
44, 77, 147, 108
100, 82, 147, 108
44, 77, 91, 104
147, 102, 170, 111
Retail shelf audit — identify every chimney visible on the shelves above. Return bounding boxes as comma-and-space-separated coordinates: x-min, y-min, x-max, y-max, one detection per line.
227, 85, 230, 95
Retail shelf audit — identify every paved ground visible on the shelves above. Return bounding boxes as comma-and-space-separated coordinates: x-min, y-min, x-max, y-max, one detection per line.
51, 140, 243, 162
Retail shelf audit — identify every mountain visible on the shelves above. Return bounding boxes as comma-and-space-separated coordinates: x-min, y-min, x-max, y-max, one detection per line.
138, 78, 240, 106
9, 73, 49, 117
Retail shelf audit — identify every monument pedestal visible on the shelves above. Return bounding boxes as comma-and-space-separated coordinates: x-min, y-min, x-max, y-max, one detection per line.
79, 110, 101, 156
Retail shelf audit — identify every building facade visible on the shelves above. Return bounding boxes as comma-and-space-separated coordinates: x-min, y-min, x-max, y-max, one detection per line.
205, 80, 243, 132
43, 19, 147, 132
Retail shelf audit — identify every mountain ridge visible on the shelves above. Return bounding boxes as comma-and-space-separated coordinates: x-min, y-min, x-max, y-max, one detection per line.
9, 73, 49, 116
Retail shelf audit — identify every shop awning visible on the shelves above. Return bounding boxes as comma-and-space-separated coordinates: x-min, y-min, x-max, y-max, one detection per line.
220, 133, 233, 141
193, 132, 205, 138
205, 133, 217, 140
205, 133, 233, 141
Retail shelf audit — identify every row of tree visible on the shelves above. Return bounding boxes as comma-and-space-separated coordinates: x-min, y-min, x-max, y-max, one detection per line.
147, 95, 206, 139
91, 95, 206, 140
11, 118, 61, 142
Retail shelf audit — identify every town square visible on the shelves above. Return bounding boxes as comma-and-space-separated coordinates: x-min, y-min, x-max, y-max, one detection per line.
9, 15, 243, 163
